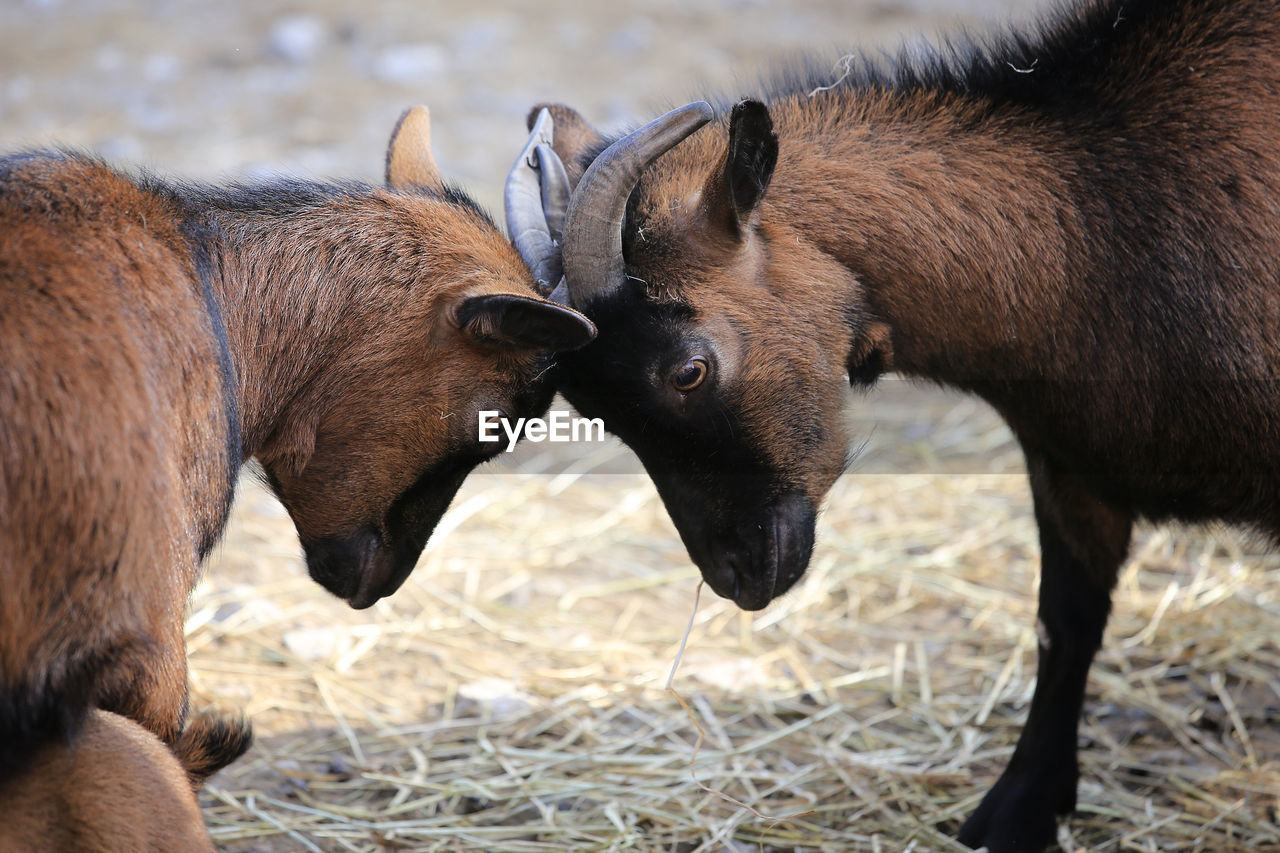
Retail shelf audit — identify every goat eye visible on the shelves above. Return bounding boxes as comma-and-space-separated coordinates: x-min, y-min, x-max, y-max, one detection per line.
672, 357, 708, 393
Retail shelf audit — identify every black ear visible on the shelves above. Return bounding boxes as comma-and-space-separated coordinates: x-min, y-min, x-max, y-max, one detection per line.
455, 293, 597, 352
722, 100, 778, 235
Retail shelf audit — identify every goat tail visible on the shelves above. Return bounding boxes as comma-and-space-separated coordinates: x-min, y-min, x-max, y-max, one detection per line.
173, 711, 254, 787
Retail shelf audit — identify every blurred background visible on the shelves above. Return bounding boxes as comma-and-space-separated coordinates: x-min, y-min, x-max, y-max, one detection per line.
4, 2, 1277, 851
1, 1, 1035, 197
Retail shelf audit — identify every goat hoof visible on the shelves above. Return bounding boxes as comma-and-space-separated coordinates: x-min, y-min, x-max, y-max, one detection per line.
957, 768, 1075, 853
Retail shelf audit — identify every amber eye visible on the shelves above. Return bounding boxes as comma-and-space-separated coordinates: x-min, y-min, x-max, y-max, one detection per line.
672, 357, 709, 393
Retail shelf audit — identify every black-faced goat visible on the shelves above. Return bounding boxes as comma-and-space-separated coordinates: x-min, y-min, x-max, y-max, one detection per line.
505, 0, 1280, 849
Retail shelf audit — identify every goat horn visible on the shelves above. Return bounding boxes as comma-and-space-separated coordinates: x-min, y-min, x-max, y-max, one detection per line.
561, 101, 713, 308
504, 108, 564, 294
534, 144, 569, 244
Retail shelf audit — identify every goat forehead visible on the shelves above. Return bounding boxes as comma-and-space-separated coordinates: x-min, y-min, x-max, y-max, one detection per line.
640, 180, 703, 219
354, 345, 544, 421
624, 235, 734, 307
637, 193, 707, 244
629, 157, 714, 236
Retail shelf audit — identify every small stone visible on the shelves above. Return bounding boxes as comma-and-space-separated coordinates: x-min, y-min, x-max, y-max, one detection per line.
326, 755, 353, 779
457, 678, 533, 720
269, 16, 327, 64
283, 626, 338, 661
372, 44, 445, 84
143, 54, 181, 84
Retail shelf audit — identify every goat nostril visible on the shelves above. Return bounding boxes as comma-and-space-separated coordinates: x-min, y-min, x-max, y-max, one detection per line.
724, 554, 742, 599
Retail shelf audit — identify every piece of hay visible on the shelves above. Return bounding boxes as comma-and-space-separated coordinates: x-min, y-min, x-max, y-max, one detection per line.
665, 580, 815, 826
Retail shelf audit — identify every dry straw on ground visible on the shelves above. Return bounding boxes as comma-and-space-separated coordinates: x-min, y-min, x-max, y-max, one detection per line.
194, 385, 1280, 852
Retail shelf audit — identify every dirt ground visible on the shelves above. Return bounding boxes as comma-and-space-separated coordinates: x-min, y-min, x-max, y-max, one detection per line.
4, 1, 1280, 851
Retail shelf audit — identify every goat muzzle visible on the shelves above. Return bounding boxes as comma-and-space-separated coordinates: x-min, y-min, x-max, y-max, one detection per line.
675, 492, 817, 611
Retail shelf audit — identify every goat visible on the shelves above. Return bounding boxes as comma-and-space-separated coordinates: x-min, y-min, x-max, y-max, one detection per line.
0, 106, 596, 784
505, 0, 1280, 849
0, 710, 250, 852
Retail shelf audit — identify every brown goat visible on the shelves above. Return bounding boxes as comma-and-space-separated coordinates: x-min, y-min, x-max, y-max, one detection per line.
506, 0, 1280, 850
0, 710, 249, 852
0, 107, 595, 782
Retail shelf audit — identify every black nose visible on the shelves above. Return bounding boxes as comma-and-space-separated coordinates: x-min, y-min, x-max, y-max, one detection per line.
690, 494, 817, 611
770, 493, 817, 598
300, 526, 380, 602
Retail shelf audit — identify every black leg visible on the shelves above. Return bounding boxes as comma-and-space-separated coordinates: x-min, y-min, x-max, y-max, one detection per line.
958, 455, 1132, 853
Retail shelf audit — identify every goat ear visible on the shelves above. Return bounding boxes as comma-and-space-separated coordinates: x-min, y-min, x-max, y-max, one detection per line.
527, 103, 605, 191
386, 105, 444, 190
706, 100, 779, 238
455, 293, 597, 352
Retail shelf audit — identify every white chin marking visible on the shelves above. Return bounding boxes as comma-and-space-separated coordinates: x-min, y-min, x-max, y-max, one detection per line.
1036, 617, 1051, 651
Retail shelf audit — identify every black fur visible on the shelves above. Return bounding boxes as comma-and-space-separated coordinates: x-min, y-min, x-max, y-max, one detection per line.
173, 712, 254, 786
758, 0, 1224, 114
0, 634, 155, 779
723, 101, 778, 234
555, 289, 830, 610
163, 173, 492, 229
183, 215, 242, 561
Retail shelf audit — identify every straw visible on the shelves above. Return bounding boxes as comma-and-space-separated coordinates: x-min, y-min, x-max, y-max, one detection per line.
192, 388, 1280, 852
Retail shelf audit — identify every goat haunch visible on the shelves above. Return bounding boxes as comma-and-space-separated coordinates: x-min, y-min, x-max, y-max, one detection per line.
0, 710, 250, 853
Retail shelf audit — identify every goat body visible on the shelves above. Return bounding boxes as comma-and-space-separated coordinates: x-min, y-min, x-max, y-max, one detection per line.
0, 112, 594, 793
511, 0, 1280, 850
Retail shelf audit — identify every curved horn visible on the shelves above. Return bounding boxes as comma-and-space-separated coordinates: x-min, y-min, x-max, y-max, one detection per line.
534, 144, 569, 243
504, 108, 567, 294
561, 101, 714, 308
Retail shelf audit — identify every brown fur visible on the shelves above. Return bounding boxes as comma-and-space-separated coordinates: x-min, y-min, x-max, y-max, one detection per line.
0, 112, 592, 780
1, 154, 232, 753
0, 710, 230, 852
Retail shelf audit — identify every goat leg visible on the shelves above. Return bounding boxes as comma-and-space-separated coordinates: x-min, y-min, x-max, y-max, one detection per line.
97, 614, 190, 748
958, 454, 1132, 853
